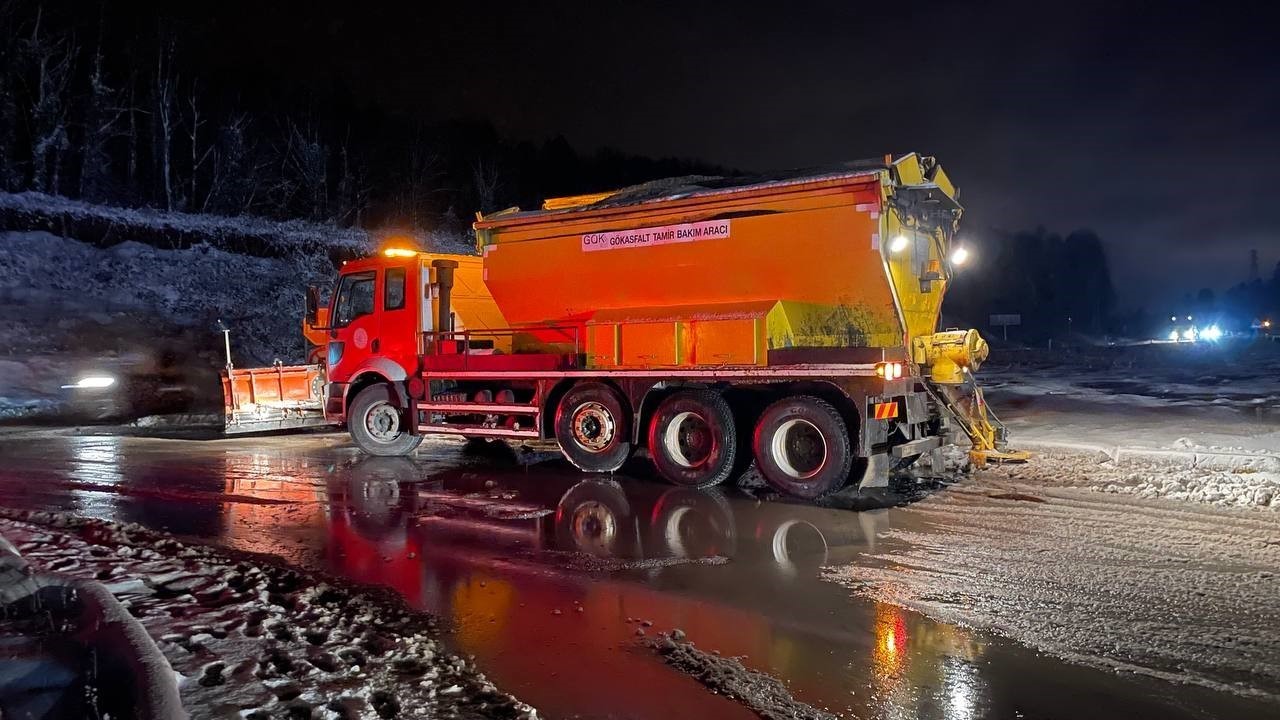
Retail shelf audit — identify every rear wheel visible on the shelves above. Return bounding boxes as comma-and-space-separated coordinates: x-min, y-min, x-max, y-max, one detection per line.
647, 389, 738, 488
752, 395, 852, 499
349, 384, 423, 456
554, 382, 632, 472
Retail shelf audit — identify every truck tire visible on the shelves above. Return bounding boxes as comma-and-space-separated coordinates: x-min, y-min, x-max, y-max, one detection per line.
647, 389, 738, 488
348, 384, 423, 457
752, 395, 852, 499
554, 382, 632, 473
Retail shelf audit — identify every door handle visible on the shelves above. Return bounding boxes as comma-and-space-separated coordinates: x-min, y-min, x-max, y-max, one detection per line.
371, 338, 380, 353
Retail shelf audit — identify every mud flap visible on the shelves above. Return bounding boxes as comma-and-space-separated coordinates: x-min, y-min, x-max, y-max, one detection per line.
852, 452, 892, 490
221, 363, 332, 434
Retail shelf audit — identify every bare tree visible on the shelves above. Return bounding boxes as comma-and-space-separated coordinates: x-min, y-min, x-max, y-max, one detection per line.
124, 70, 141, 195
80, 17, 126, 202
204, 111, 261, 213
281, 119, 328, 220
0, 0, 21, 191
154, 38, 178, 209
471, 159, 502, 214
334, 135, 369, 226
185, 80, 214, 208
399, 132, 442, 228
23, 9, 76, 194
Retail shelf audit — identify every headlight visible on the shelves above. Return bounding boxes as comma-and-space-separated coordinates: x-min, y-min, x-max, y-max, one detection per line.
62, 375, 116, 390
1167, 330, 1179, 341
1203, 325, 1222, 341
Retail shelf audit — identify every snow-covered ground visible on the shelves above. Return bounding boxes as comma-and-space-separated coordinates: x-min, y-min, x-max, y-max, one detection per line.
826, 470, 1280, 703
825, 341, 1280, 704
0, 193, 475, 419
0, 510, 536, 720
983, 342, 1280, 510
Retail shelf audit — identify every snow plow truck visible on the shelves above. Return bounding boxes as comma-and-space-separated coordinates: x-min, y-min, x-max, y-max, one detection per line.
220, 153, 1026, 499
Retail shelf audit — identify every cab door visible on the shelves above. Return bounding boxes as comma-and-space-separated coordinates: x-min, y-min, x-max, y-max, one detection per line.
328, 270, 379, 382
375, 262, 420, 373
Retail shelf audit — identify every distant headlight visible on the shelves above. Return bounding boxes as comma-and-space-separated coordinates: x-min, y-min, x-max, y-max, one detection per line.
1167, 330, 1179, 341
1203, 325, 1223, 341
62, 375, 116, 390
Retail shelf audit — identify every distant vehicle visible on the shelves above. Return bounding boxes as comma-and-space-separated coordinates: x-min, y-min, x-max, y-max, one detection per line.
61, 327, 221, 421
220, 153, 1026, 500
1163, 315, 1224, 343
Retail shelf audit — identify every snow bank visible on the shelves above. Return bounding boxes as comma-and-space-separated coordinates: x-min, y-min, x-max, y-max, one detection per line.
1002, 446, 1280, 510
1, 230, 332, 359
648, 628, 837, 720
0, 510, 537, 719
981, 342, 1280, 509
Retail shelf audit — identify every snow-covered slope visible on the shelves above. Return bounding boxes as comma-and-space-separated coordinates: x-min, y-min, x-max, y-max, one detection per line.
0, 193, 474, 419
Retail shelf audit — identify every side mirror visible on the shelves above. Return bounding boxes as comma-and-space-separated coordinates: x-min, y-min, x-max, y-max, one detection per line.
305, 285, 321, 328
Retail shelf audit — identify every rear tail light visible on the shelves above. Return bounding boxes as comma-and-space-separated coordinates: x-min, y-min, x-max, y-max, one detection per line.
875, 361, 904, 380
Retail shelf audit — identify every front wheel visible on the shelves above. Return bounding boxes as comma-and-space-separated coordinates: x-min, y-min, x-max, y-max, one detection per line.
348, 384, 423, 456
752, 395, 853, 499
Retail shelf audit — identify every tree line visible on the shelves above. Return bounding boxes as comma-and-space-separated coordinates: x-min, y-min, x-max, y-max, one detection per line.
0, 1, 725, 230
947, 227, 1118, 341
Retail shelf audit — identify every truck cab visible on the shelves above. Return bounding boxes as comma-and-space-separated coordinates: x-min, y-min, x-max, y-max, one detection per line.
221, 247, 505, 450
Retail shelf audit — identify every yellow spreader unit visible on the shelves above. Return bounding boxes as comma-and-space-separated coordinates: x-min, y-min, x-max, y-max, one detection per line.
913, 329, 1031, 466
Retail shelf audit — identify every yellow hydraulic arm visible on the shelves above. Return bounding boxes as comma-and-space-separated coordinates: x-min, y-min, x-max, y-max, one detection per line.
911, 329, 1031, 466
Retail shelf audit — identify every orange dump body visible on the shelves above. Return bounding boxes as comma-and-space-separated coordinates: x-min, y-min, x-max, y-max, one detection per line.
476, 159, 959, 370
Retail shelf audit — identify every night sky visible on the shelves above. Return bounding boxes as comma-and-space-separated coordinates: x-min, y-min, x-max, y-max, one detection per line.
174, 0, 1279, 309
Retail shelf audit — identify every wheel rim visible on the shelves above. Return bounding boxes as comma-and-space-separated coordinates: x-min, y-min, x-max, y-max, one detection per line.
771, 418, 827, 480
365, 400, 402, 442
570, 500, 617, 555
571, 401, 616, 452
662, 411, 714, 468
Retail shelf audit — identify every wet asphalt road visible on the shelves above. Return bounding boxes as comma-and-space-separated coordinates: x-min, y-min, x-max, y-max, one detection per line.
0, 428, 1273, 720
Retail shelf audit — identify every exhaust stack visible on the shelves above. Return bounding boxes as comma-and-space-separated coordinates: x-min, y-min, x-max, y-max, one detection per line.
432, 258, 459, 338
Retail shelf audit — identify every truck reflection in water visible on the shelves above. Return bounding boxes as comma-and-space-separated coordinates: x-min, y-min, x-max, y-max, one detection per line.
318, 454, 989, 720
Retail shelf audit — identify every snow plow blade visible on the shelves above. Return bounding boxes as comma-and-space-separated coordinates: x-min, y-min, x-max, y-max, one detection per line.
221, 363, 331, 434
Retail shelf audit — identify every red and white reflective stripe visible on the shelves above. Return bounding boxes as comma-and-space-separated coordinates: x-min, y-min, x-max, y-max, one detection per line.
872, 402, 899, 420
422, 364, 880, 380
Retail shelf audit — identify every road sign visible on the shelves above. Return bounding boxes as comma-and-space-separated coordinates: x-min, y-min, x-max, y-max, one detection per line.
990, 314, 1021, 341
